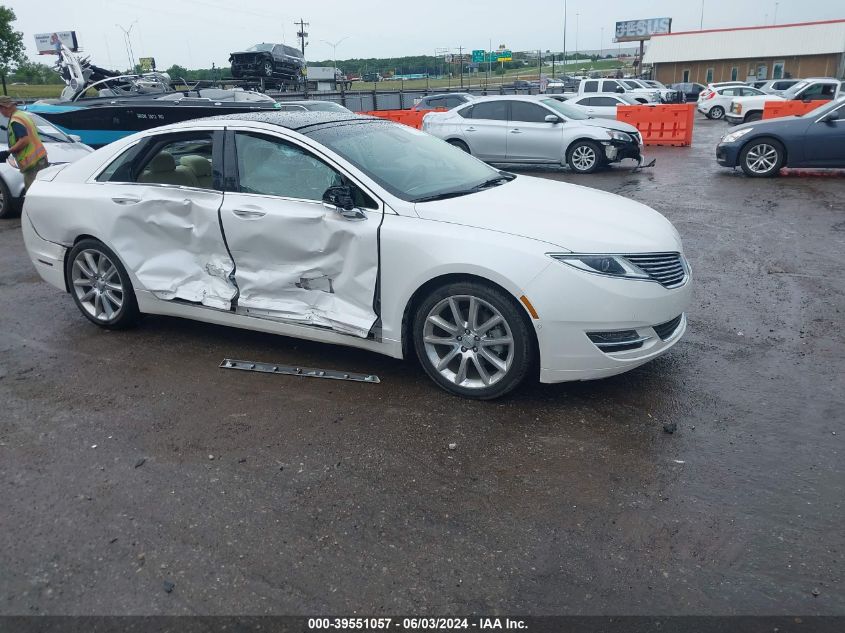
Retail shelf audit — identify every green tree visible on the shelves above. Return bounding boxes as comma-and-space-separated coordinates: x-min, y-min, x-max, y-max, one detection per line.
0, 5, 26, 95
165, 64, 189, 82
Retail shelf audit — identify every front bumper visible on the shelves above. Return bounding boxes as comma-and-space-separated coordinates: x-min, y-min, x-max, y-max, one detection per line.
716, 143, 741, 167
523, 260, 692, 383
602, 140, 642, 163
724, 113, 744, 125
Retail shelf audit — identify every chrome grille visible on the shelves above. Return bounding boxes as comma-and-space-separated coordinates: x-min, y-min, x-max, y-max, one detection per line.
625, 253, 687, 289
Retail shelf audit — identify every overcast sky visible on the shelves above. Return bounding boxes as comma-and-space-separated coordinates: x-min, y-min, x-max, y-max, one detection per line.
7, 0, 844, 70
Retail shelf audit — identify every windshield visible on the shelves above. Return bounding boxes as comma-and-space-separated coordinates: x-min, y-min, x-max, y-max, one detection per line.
307, 121, 503, 202
782, 81, 811, 98
539, 98, 590, 120
1, 112, 73, 143
246, 44, 274, 52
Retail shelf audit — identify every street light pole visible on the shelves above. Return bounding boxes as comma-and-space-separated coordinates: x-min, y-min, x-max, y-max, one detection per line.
116, 20, 138, 72
562, 0, 567, 75
320, 37, 349, 78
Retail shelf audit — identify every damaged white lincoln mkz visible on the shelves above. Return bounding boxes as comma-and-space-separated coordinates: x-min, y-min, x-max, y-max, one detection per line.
23, 112, 691, 399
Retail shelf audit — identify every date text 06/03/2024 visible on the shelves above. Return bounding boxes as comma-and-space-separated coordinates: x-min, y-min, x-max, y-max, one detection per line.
307, 618, 528, 630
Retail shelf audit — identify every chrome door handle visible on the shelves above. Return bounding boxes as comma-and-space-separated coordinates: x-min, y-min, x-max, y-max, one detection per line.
465, 127, 476, 132
510, 129, 522, 134
111, 195, 140, 205
232, 208, 266, 219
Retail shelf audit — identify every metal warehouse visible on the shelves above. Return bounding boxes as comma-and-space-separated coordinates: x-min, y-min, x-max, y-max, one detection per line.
643, 19, 845, 85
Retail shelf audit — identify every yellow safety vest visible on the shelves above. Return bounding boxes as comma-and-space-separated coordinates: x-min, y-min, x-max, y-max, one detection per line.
8, 111, 48, 172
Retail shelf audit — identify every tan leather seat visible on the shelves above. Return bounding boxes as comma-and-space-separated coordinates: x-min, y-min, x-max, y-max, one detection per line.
138, 152, 199, 188
180, 155, 214, 189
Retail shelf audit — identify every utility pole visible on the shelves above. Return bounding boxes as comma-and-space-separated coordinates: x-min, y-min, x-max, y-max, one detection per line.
773, 2, 779, 24
575, 13, 579, 63
295, 18, 309, 56
600, 27, 604, 58
458, 46, 464, 88
562, 0, 567, 75
700, 1, 705, 29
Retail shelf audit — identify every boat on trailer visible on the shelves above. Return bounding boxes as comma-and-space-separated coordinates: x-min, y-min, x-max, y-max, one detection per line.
24, 45, 281, 148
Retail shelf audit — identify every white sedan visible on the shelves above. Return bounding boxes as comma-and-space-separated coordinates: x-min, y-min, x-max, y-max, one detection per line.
697, 85, 766, 120
22, 112, 691, 399
565, 93, 642, 119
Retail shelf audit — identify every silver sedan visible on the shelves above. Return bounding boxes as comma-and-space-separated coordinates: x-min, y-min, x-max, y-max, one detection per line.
566, 93, 642, 119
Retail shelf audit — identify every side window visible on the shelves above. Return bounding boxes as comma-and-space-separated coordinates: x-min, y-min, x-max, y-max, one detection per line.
457, 105, 473, 118
583, 80, 598, 93
576, 97, 593, 106
603, 81, 621, 92
235, 133, 344, 202
426, 97, 445, 108
510, 101, 551, 123
137, 134, 214, 189
96, 142, 146, 183
444, 97, 464, 108
593, 97, 619, 107
720, 88, 737, 97
622, 81, 639, 89
469, 101, 508, 121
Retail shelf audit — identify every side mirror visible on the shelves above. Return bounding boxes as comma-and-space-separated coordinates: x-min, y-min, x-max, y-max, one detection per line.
821, 111, 838, 124
70, 134, 83, 143
322, 185, 354, 211
544, 114, 562, 124
616, 86, 626, 94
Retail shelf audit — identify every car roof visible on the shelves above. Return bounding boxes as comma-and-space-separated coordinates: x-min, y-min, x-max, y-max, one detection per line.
195, 111, 380, 131
463, 94, 555, 104
423, 92, 473, 98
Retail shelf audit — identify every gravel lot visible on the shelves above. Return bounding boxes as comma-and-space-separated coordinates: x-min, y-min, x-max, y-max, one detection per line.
0, 117, 843, 615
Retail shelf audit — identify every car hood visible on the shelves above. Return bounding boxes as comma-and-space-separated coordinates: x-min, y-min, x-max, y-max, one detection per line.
41, 142, 94, 163
577, 118, 640, 134
0, 141, 92, 164
414, 175, 682, 253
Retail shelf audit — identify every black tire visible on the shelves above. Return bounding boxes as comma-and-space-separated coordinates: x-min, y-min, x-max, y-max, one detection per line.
744, 111, 763, 123
708, 105, 725, 120
739, 137, 785, 178
566, 140, 603, 174
65, 239, 140, 329
447, 139, 470, 154
262, 59, 274, 78
0, 177, 19, 219
412, 280, 533, 400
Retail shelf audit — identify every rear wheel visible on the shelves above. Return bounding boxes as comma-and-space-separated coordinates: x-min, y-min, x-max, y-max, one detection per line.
447, 139, 470, 154
567, 140, 602, 174
708, 105, 725, 120
263, 59, 274, 77
65, 239, 140, 329
412, 281, 533, 399
739, 138, 784, 178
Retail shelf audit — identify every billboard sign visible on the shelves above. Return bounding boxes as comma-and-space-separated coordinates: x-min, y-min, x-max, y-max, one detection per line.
34, 31, 79, 54
614, 18, 671, 42
138, 57, 156, 72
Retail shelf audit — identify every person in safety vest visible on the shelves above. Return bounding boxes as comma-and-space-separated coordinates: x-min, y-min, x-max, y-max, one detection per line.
0, 96, 49, 192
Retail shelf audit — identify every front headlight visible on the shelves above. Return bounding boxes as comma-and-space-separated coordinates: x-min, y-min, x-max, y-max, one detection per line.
549, 254, 650, 279
607, 130, 633, 143
721, 127, 753, 143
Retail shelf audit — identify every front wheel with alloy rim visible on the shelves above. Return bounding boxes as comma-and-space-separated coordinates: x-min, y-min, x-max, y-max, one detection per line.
263, 60, 274, 77
413, 281, 533, 399
66, 239, 140, 329
739, 138, 784, 177
567, 140, 602, 174
708, 105, 725, 120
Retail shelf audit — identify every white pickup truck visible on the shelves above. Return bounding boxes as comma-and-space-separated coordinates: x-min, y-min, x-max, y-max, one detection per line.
577, 78, 660, 104
725, 77, 845, 124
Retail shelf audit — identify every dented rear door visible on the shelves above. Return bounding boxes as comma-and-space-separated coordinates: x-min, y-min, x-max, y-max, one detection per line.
219, 129, 381, 338
82, 129, 237, 309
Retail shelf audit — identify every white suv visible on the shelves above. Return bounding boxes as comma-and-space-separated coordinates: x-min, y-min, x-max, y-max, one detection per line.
697, 85, 766, 120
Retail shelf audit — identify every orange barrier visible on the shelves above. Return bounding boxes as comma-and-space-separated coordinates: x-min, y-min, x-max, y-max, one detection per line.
762, 100, 826, 120
616, 104, 695, 147
358, 108, 445, 129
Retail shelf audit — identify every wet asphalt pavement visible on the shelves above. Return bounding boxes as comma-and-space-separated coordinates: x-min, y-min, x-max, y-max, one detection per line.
0, 118, 843, 616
